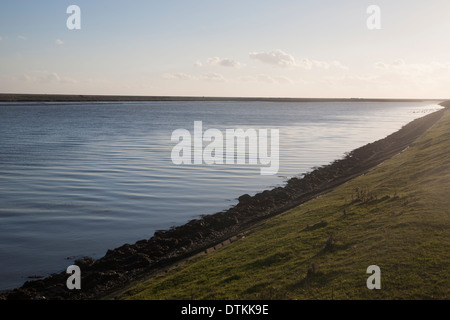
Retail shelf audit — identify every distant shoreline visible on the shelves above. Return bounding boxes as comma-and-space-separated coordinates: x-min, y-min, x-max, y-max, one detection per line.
0, 93, 442, 103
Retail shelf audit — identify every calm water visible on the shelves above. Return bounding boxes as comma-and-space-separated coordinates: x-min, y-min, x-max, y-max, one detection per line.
0, 100, 443, 290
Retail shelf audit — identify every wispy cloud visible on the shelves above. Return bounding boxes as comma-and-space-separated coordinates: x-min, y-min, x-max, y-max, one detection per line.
163, 72, 226, 82
55, 39, 64, 45
162, 73, 196, 80
249, 49, 347, 70
16, 71, 77, 84
207, 57, 244, 68
18, 35, 27, 40
374, 59, 450, 74
240, 74, 294, 85
273, 75, 294, 84
310, 60, 348, 70
200, 72, 226, 82
249, 50, 296, 68
319, 59, 450, 96
195, 57, 244, 68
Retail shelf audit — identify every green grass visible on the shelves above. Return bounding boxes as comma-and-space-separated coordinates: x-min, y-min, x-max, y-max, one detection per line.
119, 109, 450, 300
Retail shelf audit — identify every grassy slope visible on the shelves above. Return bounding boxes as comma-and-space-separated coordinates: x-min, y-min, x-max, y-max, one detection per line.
120, 109, 450, 300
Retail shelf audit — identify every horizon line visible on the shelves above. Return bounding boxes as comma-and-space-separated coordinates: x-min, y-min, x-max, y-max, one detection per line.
0, 93, 447, 103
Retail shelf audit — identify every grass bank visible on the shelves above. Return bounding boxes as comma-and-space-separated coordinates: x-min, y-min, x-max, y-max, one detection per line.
120, 108, 450, 300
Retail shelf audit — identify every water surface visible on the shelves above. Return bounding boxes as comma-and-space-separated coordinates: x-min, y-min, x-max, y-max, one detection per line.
0, 100, 442, 290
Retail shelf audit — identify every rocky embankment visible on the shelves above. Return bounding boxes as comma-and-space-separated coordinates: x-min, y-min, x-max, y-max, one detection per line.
1, 104, 447, 300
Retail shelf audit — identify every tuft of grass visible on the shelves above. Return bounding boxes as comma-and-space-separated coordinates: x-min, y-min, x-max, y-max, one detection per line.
119, 110, 450, 300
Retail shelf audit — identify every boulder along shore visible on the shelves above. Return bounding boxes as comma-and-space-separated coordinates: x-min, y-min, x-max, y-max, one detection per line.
1, 102, 447, 300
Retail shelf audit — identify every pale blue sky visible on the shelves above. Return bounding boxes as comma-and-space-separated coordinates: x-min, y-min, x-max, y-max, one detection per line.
1, 0, 450, 98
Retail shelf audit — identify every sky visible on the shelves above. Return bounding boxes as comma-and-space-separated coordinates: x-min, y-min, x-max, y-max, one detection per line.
1, 0, 450, 98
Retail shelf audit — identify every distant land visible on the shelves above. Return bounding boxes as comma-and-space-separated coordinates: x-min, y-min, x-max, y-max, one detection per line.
0, 93, 443, 103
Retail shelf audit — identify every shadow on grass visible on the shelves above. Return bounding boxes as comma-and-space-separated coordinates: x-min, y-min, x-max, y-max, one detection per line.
315, 242, 353, 257
244, 282, 292, 300
219, 274, 241, 284
246, 251, 292, 269
285, 270, 339, 292
303, 220, 328, 232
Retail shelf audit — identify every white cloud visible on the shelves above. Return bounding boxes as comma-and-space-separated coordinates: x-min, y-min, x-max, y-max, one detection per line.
55, 39, 64, 45
239, 74, 294, 85
319, 59, 450, 97
238, 75, 257, 82
201, 73, 226, 82
249, 49, 347, 70
249, 49, 297, 68
18, 35, 27, 40
374, 60, 450, 75
16, 71, 77, 84
256, 74, 274, 83
374, 59, 408, 71
374, 62, 388, 69
194, 60, 203, 67
392, 59, 406, 68
207, 57, 243, 68
162, 73, 196, 80
322, 74, 378, 86
312, 60, 348, 70
274, 75, 294, 84
162, 72, 226, 82
298, 58, 313, 70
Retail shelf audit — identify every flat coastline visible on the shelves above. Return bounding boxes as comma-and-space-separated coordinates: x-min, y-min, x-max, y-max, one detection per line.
0, 100, 448, 300
0, 93, 437, 103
